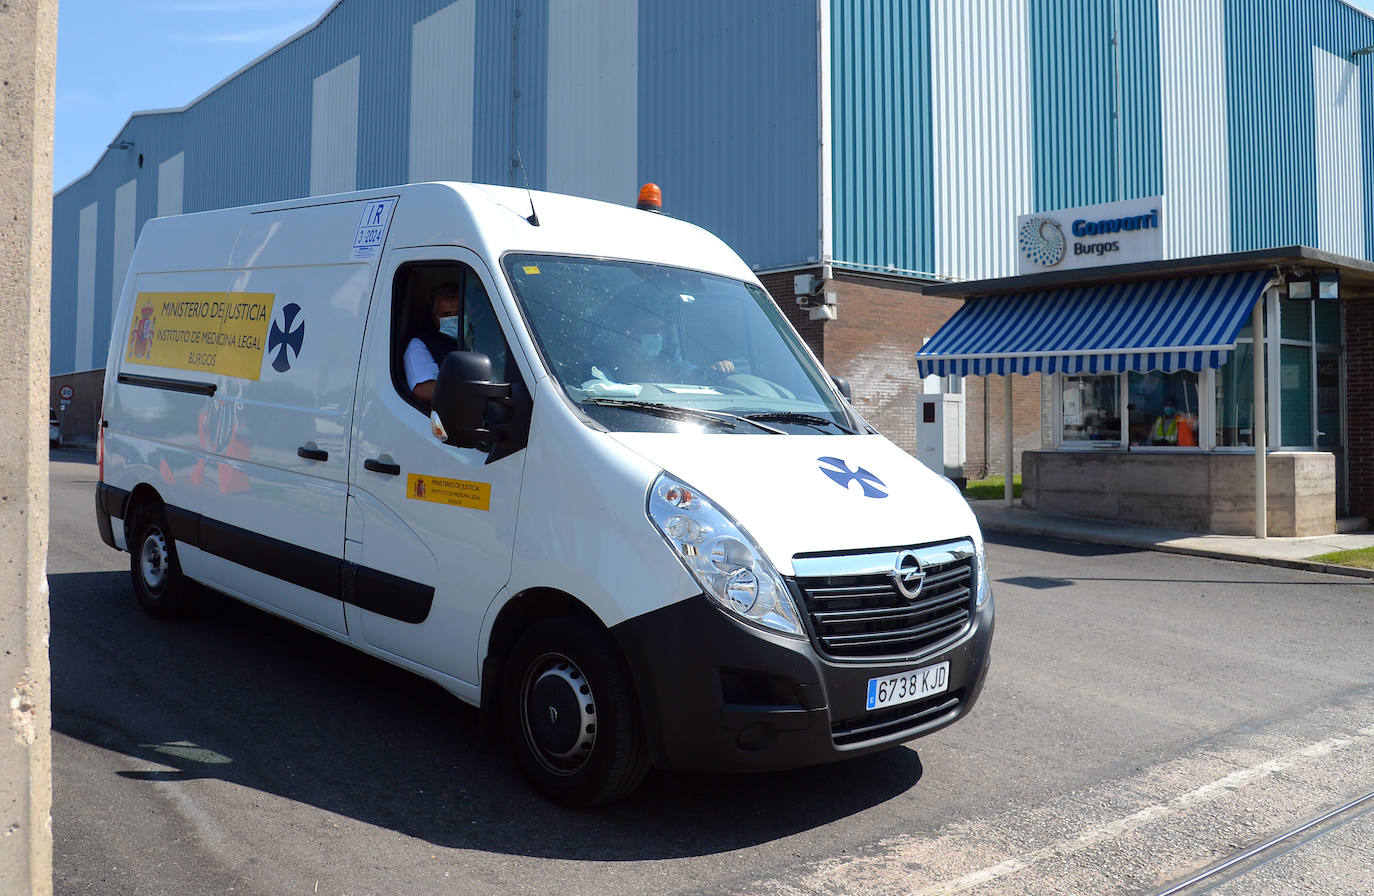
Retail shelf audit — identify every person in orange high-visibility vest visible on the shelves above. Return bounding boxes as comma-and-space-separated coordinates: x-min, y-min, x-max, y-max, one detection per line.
1149, 395, 1196, 446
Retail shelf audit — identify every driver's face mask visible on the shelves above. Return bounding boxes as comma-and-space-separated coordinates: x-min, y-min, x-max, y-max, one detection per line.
637, 332, 663, 358
438, 315, 461, 341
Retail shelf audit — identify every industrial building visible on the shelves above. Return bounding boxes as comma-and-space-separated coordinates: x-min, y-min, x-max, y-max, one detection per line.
49, 0, 1374, 532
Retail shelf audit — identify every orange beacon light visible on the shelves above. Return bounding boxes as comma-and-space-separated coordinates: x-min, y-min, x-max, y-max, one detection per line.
636, 183, 663, 212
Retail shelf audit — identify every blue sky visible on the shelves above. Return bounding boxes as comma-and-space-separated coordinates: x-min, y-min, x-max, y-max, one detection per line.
54, 0, 1374, 192
55, 0, 327, 190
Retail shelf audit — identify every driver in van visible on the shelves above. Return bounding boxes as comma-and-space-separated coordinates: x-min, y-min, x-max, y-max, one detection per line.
595, 304, 735, 385
404, 281, 463, 406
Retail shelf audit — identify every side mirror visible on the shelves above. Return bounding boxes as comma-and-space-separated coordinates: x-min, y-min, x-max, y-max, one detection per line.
831, 374, 852, 401
431, 351, 510, 450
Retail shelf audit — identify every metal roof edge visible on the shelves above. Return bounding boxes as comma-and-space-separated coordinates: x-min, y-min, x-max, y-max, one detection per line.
1336, 0, 1374, 27
923, 246, 1374, 298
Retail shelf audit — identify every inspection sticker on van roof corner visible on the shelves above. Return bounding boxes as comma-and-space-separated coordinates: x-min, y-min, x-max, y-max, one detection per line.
406, 474, 491, 511
352, 197, 397, 261
125, 291, 276, 380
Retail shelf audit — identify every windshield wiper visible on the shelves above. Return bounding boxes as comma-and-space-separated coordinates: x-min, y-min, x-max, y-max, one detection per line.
743, 411, 855, 434
582, 399, 785, 434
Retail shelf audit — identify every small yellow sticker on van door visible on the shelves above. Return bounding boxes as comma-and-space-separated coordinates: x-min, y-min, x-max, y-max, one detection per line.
406, 474, 491, 511
125, 291, 276, 380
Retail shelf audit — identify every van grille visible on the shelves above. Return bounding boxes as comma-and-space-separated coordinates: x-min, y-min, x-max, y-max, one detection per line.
831, 690, 965, 746
792, 541, 975, 661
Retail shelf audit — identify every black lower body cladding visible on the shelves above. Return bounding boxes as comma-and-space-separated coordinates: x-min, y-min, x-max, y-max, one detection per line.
611, 591, 993, 773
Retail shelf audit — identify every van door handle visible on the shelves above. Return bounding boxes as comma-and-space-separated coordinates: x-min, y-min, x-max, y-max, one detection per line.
297, 445, 329, 462
364, 457, 401, 476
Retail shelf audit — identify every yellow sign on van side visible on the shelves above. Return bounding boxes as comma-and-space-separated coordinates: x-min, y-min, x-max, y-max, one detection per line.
125, 291, 276, 380
406, 474, 491, 511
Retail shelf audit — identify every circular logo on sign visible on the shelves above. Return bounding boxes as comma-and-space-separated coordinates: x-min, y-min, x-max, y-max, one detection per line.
59, 385, 74, 400
1019, 216, 1066, 267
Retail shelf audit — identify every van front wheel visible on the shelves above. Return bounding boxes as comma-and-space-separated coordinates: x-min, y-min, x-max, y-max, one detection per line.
503, 618, 649, 807
128, 505, 194, 619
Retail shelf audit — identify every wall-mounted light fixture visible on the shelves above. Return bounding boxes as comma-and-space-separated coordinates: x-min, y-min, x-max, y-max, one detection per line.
1283, 267, 1339, 301
1318, 271, 1339, 300
107, 140, 134, 150
1351, 45, 1374, 61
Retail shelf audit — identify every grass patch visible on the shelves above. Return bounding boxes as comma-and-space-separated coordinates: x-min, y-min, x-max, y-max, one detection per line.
963, 475, 1021, 501
1309, 547, 1374, 569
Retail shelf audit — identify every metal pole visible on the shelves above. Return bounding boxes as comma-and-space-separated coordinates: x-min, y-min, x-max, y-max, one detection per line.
1253, 293, 1268, 538
1004, 374, 1014, 508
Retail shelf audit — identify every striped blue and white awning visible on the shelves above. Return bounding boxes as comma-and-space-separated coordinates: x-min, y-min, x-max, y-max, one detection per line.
915, 270, 1273, 378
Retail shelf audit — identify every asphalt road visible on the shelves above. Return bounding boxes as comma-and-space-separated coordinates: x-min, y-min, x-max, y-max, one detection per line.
47, 449, 1374, 895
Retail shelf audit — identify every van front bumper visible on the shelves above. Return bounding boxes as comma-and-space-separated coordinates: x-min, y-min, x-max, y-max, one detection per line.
610, 591, 993, 773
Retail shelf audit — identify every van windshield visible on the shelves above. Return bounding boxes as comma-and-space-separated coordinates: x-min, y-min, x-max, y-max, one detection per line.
502, 255, 860, 435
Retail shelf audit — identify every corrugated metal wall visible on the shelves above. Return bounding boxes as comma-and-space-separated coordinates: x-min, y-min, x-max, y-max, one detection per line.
47, 0, 1374, 376
1159, 0, 1230, 259
1224, 0, 1374, 253
409, 2, 478, 183
637, 0, 820, 271
930, 0, 1033, 281
1313, 45, 1366, 257
49, 0, 818, 375
1026, 0, 1162, 211
826, 0, 1374, 281
829, 1, 933, 277
545, 0, 638, 204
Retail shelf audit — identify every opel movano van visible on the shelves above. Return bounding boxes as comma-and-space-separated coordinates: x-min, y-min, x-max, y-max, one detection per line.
97, 183, 994, 805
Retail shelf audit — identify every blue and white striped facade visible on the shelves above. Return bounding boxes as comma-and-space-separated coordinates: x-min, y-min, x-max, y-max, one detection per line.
50, 0, 1374, 375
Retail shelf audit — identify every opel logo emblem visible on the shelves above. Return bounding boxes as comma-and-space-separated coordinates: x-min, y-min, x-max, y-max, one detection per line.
893, 550, 926, 600
547, 706, 559, 726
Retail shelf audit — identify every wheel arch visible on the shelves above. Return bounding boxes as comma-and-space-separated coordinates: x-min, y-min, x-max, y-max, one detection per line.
122, 482, 167, 543
479, 587, 602, 726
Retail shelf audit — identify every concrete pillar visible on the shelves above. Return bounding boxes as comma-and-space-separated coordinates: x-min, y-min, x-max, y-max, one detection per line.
0, 1, 56, 893
1254, 292, 1269, 539
1003, 374, 1014, 507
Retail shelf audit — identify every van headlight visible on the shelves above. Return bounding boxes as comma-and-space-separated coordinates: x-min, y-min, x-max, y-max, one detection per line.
975, 542, 991, 609
648, 473, 805, 638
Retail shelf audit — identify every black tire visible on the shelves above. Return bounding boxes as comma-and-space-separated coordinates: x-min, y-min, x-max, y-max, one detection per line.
502, 617, 649, 807
127, 504, 195, 619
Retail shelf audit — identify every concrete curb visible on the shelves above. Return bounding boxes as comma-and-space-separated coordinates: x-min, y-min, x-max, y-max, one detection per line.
977, 516, 1374, 581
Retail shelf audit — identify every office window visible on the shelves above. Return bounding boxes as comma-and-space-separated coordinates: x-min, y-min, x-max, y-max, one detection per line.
1060, 374, 1120, 443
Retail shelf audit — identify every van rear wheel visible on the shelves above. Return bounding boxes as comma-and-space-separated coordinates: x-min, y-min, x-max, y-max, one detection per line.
503, 618, 649, 807
128, 505, 194, 619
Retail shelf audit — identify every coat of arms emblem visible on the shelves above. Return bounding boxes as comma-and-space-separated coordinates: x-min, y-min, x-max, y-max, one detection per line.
130, 299, 156, 359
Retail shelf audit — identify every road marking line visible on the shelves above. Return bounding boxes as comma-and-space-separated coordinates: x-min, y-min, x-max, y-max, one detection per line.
908, 724, 1374, 896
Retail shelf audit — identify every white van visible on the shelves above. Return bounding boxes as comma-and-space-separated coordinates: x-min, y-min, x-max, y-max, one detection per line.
96, 182, 993, 806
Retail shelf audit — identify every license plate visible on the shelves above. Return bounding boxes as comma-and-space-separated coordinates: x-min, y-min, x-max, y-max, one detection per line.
865, 661, 950, 711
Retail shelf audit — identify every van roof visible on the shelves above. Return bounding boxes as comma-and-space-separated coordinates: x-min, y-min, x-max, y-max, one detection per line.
389, 182, 756, 281
129, 182, 759, 285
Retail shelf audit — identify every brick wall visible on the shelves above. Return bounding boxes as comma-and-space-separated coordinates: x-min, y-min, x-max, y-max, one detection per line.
1345, 291, 1374, 518
821, 275, 964, 455
963, 373, 1044, 477
756, 269, 1042, 473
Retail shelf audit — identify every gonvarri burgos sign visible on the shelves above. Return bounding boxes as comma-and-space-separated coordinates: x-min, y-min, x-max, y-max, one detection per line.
1016, 196, 1164, 274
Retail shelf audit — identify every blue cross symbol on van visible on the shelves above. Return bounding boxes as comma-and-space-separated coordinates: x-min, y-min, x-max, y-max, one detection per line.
268, 303, 305, 373
817, 456, 888, 499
